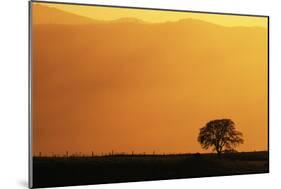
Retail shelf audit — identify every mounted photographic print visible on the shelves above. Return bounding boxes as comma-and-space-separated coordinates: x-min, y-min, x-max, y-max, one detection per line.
29, 0, 269, 188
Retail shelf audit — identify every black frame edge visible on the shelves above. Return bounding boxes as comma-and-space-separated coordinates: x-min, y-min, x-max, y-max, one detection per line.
28, 1, 33, 188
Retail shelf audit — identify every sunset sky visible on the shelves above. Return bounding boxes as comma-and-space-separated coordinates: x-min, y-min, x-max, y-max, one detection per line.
32, 2, 268, 156
38, 2, 267, 27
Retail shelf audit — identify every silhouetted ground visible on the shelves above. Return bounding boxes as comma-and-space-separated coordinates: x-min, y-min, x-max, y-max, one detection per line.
32, 151, 268, 188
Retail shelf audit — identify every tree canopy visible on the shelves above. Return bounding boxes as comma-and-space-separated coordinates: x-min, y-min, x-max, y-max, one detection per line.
197, 119, 243, 155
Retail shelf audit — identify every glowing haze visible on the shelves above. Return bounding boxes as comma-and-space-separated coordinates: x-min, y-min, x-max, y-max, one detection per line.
43, 2, 266, 27
32, 2, 268, 156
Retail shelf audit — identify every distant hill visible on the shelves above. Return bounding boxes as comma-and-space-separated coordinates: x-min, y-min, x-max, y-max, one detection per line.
32, 3, 96, 25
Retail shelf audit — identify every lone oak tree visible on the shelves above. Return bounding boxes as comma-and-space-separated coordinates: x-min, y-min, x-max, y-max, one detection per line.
198, 119, 244, 156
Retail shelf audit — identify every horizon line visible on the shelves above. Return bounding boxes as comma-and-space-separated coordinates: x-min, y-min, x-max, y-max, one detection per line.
33, 1, 268, 28
33, 150, 269, 157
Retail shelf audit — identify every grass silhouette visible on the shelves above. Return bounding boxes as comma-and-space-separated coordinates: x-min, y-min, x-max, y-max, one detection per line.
33, 151, 268, 188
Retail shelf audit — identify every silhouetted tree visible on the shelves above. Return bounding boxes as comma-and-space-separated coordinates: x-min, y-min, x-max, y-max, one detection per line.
197, 119, 243, 156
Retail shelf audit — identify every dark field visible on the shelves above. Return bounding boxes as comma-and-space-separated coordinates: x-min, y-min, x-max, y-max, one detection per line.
32, 151, 269, 188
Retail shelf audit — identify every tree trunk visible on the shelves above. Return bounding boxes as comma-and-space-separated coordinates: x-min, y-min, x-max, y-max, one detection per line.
217, 149, 222, 157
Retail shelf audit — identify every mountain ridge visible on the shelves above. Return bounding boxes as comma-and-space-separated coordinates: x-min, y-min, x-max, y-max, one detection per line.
33, 3, 266, 29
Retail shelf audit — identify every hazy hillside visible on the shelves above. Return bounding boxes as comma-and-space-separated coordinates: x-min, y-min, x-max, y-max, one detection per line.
32, 4, 96, 25
32, 4, 268, 155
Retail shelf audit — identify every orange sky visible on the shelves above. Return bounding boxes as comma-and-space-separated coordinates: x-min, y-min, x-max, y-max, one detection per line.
32, 2, 268, 156
39, 2, 267, 27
